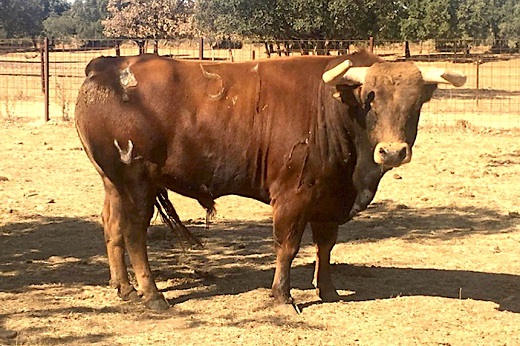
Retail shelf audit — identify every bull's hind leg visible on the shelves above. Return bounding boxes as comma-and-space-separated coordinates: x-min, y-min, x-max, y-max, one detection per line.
102, 177, 169, 311
101, 183, 138, 301
311, 222, 341, 302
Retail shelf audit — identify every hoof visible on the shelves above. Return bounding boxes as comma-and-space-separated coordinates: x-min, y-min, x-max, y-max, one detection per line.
274, 302, 301, 316
145, 296, 170, 312
118, 286, 140, 302
270, 288, 294, 305
317, 288, 341, 302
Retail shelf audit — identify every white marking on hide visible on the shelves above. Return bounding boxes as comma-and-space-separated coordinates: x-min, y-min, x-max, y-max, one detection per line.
120, 67, 138, 89
119, 66, 138, 101
200, 64, 225, 100
114, 139, 134, 165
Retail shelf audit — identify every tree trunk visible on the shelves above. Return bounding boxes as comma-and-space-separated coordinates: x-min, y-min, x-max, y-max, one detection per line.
404, 41, 411, 59
115, 41, 121, 56
264, 42, 271, 58
135, 40, 146, 55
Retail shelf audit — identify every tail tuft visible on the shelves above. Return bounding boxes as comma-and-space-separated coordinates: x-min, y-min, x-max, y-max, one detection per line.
155, 188, 203, 250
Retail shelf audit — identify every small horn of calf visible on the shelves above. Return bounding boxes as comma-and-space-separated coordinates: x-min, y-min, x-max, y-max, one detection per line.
322, 60, 368, 85
419, 67, 467, 87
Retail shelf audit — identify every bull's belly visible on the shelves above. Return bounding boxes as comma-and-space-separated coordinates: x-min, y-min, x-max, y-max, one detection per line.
159, 174, 271, 209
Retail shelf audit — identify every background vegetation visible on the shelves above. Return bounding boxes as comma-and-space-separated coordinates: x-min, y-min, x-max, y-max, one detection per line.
0, 0, 519, 45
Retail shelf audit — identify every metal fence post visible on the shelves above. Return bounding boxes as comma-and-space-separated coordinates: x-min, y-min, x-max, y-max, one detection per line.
40, 43, 45, 94
475, 59, 480, 106
44, 37, 50, 122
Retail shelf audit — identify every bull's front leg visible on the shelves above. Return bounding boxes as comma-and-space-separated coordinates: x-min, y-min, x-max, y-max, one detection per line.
311, 222, 341, 301
271, 206, 307, 310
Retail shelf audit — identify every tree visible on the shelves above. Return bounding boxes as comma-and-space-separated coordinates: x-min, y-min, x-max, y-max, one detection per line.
44, 0, 108, 39
193, 0, 292, 41
194, 0, 401, 41
72, 0, 109, 38
0, 0, 44, 38
367, 0, 405, 41
456, 0, 491, 39
499, 0, 520, 38
43, 12, 78, 38
0, 0, 69, 38
103, 0, 194, 39
399, 0, 460, 41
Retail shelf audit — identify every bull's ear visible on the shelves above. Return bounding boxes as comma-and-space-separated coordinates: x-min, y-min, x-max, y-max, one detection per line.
335, 84, 363, 107
421, 84, 438, 103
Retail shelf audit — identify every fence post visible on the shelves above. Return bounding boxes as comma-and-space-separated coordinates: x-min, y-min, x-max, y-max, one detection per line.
44, 37, 50, 122
199, 37, 204, 60
475, 59, 480, 106
369, 37, 374, 52
40, 43, 45, 94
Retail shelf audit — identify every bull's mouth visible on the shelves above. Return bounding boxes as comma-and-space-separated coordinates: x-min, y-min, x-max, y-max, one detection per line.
373, 142, 411, 168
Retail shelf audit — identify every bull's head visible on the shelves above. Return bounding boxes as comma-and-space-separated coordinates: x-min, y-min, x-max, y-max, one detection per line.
322, 59, 466, 168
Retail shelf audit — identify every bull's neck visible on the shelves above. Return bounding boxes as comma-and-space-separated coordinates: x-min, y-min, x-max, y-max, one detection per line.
308, 90, 354, 168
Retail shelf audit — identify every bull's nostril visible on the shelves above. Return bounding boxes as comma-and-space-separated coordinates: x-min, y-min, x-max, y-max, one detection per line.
398, 147, 407, 160
379, 147, 387, 155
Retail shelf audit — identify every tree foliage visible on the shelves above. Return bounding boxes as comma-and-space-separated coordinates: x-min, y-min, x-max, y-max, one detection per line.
44, 0, 108, 39
193, 0, 402, 40
194, 0, 519, 43
499, 0, 520, 38
1, 0, 519, 44
103, 0, 194, 39
0, 0, 69, 38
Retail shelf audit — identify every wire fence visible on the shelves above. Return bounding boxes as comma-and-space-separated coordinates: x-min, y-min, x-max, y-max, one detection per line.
1, 37, 519, 128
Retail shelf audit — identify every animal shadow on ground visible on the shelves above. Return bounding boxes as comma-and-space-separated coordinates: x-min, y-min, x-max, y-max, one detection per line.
1, 201, 518, 315
0, 215, 107, 292
150, 202, 519, 313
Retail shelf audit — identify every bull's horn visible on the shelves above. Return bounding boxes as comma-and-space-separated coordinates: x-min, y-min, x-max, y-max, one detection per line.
322, 60, 352, 84
322, 60, 368, 85
419, 67, 467, 87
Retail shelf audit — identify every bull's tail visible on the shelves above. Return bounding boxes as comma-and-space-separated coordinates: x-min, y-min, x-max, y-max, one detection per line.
155, 188, 203, 249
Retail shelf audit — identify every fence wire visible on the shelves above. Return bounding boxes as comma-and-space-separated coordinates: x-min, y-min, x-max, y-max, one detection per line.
1, 38, 519, 129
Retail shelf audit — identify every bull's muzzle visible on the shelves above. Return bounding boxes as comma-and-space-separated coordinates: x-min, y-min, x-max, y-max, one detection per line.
373, 142, 411, 167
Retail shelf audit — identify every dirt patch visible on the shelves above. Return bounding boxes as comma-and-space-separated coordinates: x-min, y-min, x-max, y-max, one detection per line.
0, 119, 519, 345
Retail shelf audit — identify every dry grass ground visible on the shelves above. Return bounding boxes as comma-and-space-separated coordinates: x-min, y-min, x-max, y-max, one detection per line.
0, 116, 519, 345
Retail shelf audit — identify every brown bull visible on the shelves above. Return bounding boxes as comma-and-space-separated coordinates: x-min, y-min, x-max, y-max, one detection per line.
75, 50, 466, 312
